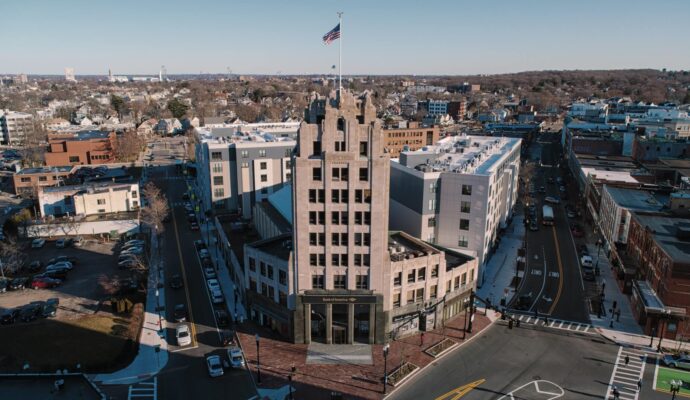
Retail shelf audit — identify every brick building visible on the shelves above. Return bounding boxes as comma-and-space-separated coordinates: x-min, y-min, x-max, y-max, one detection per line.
44, 131, 116, 166
12, 166, 75, 196
383, 122, 439, 157
627, 213, 690, 340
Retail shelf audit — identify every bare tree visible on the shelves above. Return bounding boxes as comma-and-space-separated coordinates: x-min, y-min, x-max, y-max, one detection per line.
140, 182, 169, 234
114, 130, 146, 162
184, 129, 198, 162
0, 237, 26, 278
98, 273, 121, 296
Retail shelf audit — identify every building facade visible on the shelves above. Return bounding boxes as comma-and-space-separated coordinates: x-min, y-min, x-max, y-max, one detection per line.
38, 181, 140, 217
13, 166, 74, 196
0, 110, 34, 145
389, 135, 521, 286
44, 131, 116, 166
383, 122, 439, 157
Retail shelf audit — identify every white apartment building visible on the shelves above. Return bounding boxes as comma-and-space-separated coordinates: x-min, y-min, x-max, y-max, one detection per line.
195, 128, 295, 219
390, 134, 521, 286
38, 181, 140, 217
0, 110, 34, 145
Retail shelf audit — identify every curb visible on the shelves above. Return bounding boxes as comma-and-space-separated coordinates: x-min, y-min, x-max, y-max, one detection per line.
383, 313, 499, 399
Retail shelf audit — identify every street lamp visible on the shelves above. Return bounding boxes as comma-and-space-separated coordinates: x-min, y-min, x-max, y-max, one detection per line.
658, 310, 671, 352
288, 365, 296, 400
382, 344, 390, 394
255, 334, 261, 384
670, 379, 681, 399
466, 289, 476, 334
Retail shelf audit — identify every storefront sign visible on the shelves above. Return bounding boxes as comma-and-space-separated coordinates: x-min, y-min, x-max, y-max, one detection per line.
302, 295, 377, 304
392, 311, 419, 323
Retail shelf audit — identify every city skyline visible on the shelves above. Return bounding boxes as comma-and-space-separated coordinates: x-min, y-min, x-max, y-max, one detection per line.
2, 0, 690, 76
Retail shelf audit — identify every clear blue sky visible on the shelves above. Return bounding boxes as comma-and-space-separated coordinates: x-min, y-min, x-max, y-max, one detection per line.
3, 0, 689, 76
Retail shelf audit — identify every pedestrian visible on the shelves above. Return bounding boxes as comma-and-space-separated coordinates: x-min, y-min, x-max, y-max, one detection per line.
625, 355, 630, 366
637, 378, 642, 391
612, 386, 620, 400
612, 300, 617, 310
420, 332, 425, 346
616, 309, 621, 322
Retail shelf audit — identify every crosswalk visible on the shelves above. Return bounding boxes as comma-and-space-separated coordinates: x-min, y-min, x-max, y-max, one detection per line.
511, 314, 595, 334
128, 377, 157, 400
606, 347, 646, 400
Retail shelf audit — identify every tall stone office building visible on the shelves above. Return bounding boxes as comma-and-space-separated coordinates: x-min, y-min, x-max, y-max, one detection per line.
291, 90, 390, 344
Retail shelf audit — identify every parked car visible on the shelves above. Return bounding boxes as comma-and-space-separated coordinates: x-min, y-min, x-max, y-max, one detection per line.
184, 202, 193, 212
207, 279, 221, 292
170, 274, 184, 289
173, 304, 187, 322
194, 240, 206, 250
544, 196, 561, 205
73, 236, 84, 247
9, 277, 28, 290
48, 256, 78, 266
42, 303, 57, 318
122, 242, 144, 251
190, 222, 200, 231
210, 289, 224, 305
0, 278, 8, 293
19, 304, 40, 322
571, 225, 584, 238
220, 329, 236, 346
31, 277, 61, 289
559, 186, 566, 193
46, 261, 73, 271
121, 247, 144, 256
124, 239, 145, 247
580, 255, 593, 267
227, 347, 245, 369
529, 222, 539, 231
118, 260, 139, 270
55, 238, 72, 248
215, 310, 230, 327
204, 267, 217, 279
0, 308, 20, 324
206, 355, 224, 378
567, 210, 577, 218
663, 354, 690, 370
176, 324, 192, 346
34, 269, 68, 280
199, 249, 210, 259
187, 213, 196, 222
31, 238, 46, 248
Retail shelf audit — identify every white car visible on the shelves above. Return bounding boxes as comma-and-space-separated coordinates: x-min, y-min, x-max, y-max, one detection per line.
227, 347, 245, 368
31, 238, 46, 248
211, 289, 224, 304
121, 247, 144, 256
46, 261, 74, 271
124, 239, 145, 247
544, 196, 561, 205
176, 324, 192, 346
206, 355, 224, 377
204, 267, 217, 279
580, 255, 593, 268
199, 249, 210, 259
207, 279, 221, 292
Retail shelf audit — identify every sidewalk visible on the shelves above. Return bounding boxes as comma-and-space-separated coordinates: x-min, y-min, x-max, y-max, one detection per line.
236, 310, 498, 400
93, 231, 169, 385
477, 211, 525, 306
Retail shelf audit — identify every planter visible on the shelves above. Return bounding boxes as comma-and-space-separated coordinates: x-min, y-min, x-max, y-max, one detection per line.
424, 338, 458, 358
387, 362, 419, 387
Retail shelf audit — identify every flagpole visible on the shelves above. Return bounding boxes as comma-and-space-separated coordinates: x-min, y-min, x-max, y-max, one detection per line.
337, 12, 343, 93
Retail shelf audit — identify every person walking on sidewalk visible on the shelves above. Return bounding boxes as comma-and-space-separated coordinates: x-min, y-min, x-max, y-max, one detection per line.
637, 379, 642, 391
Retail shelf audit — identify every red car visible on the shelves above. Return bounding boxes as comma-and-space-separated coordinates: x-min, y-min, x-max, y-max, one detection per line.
31, 277, 61, 289
190, 222, 200, 231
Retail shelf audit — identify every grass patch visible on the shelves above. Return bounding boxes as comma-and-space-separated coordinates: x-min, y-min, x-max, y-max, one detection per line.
0, 307, 143, 373
656, 366, 690, 395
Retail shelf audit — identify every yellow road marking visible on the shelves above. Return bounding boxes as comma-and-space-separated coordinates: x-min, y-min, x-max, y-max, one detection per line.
435, 379, 486, 400
548, 226, 564, 314
171, 198, 197, 346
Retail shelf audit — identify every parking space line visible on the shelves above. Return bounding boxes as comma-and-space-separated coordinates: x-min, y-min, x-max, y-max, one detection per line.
170, 345, 199, 353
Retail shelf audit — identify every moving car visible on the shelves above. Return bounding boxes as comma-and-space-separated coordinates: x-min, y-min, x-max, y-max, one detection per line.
176, 324, 192, 346
173, 304, 187, 322
544, 196, 561, 205
663, 354, 690, 370
529, 222, 539, 231
515, 294, 533, 310
227, 347, 245, 368
31, 238, 46, 248
206, 355, 224, 377
199, 249, 210, 259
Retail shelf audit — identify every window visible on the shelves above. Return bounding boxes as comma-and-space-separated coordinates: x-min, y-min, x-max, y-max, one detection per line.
260, 174, 267, 182
394, 272, 402, 286
313, 167, 321, 181
332, 211, 340, 225
332, 167, 340, 181
340, 211, 347, 224
214, 188, 224, 197
310, 232, 318, 245
462, 185, 472, 195
38, 176, 47, 182
241, 150, 248, 158
69, 156, 80, 163
415, 288, 424, 302
454, 276, 460, 290
429, 181, 437, 193
285, 149, 292, 157
213, 176, 223, 185
267, 265, 274, 280
331, 233, 340, 246
363, 254, 370, 266
359, 141, 368, 157
340, 254, 347, 266
418, 267, 426, 281
355, 233, 363, 246
431, 264, 439, 277
241, 162, 249, 168
359, 167, 368, 181
393, 293, 401, 307
97, 199, 106, 205
211, 151, 222, 160
312, 274, 324, 289
260, 162, 267, 170
407, 290, 414, 303
337, 117, 345, 131
131, 190, 138, 198
310, 254, 318, 266
335, 141, 346, 152
458, 236, 468, 248
260, 262, 266, 276
355, 212, 363, 225
470, 269, 474, 282
20, 177, 30, 183
461, 201, 471, 213
461, 272, 467, 286
428, 217, 436, 227
313, 141, 322, 156
334, 275, 346, 289
428, 199, 436, 211
408, 270, 416, 283
459, 219, 470, 230
430, 285, 437, 299
279, 291, 287, 306
354, 254, 362, 266
279, 270, 287, 285
356, 274, 368, 289
212, 163, 222, 173
340, 233, 348, 246
332, 254, 341, 266
363, 233, 370, 246
309, 189, 317, 203
331, 189, 340, 203
259, 149, 266, 157
363, 189, 371, 203
309, 211, 318, 224
249, 278, 257, 292
355, 190, 363, 203
249, 257, 256, 271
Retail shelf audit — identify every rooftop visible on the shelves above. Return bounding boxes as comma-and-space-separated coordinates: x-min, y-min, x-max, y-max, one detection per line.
17, 166, 73, 175
581, 167, 641, 184
49, 130, 112, 141
0, 374, 104, 400
604, 186, 667, 212
632, 213, 690, 263
397, 134, 520, 175
246, 233, 293, 262
42, 180, 135, 194
268, 184, 293, 226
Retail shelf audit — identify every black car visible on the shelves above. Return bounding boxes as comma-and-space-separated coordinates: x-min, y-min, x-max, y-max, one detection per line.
515, 294, 533, 310
215, 310, 229, 327
27, 260, 43, 272
19, 304, 41, 322
0, 308, 19, 324
0, 279, 7, 293
9, 277, 28, 290
182, 193, 190, 201
187, 213, 197, 223
173, 304, 187, 322
35, 270, 68, 280
118, 278, 139, 294
220, 329, 236, 346
169, 274, 183, 289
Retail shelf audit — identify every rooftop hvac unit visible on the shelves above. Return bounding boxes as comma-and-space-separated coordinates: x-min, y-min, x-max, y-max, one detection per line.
389, 246, 397, 255
397, 245, 404, 253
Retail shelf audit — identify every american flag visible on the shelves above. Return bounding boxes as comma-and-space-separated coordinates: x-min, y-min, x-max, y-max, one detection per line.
322, 23, 340, 45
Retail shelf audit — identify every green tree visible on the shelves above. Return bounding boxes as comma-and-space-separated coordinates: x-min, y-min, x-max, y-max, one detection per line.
167, 99, 189, 119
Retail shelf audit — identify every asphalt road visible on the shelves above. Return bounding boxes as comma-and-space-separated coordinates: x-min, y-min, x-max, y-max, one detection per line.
389, 322, 620, 400
510, 136, 589, 324
148, 165, 257, 400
